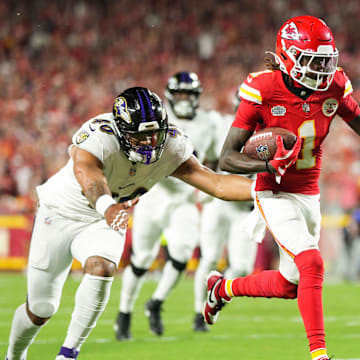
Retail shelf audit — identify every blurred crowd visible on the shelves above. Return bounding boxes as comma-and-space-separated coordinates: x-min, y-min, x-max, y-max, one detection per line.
0, 0, 360, 222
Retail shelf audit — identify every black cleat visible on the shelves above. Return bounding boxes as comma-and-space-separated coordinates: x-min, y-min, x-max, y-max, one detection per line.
145, 299, 164, 335
114, 312, 132, 341
193, 312, 209, 332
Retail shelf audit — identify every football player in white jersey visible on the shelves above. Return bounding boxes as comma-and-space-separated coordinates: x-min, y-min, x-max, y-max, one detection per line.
193, 99, 258, 332
115, 72, 229, 339
5, 86, 254, 360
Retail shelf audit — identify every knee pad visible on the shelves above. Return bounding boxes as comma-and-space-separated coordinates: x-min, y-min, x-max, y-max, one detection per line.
168, 254, 187, 272
29, 300, 58, 318
131, 262, 148, 277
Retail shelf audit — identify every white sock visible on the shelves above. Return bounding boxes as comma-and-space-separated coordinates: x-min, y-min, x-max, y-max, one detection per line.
62, 274, 113, 351
152, 261, 181, 301
194, 259, 216, 313
6, 303, 43, 360
119, 265, 145, 313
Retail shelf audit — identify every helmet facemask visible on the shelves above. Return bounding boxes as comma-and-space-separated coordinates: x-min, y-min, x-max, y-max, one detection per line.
285, 45, 338, 91
169, 92, 200, 119
120, 122, 167, 165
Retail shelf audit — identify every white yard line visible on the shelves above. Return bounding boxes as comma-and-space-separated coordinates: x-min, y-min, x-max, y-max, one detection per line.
1, 332, 360, 346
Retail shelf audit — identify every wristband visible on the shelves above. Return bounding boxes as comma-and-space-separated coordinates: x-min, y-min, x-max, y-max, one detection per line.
95, 194, 116, 217
265, 160, 272, 173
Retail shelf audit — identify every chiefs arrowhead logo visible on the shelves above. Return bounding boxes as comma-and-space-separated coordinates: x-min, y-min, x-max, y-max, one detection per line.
281, 22, 300, 40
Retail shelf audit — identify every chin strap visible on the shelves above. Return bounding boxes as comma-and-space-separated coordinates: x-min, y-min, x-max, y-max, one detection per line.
128, 147, 155, 164
128, 150, 144, 163
136, 146, 153, 165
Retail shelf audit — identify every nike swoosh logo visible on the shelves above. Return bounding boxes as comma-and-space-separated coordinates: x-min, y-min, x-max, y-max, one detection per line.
278, 167, 286, 175
208, 281, 219, 306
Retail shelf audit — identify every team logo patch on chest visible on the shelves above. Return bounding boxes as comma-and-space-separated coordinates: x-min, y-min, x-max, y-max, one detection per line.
76, 130, 89, 144
271, 105, 286, 116
256, 144, 271, 160
322, 98, 338, 117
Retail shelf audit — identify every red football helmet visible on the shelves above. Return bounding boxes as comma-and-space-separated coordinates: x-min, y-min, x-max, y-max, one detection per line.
275, 15, 338, 91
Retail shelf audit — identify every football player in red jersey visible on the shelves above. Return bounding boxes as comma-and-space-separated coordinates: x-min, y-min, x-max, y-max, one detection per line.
204, 15, 360, 360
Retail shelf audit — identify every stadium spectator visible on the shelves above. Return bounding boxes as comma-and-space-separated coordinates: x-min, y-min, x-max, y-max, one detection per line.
1, 0, 360, 217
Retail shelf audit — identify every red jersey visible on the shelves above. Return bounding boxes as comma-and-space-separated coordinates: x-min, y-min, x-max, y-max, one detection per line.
233, 69, 360, 195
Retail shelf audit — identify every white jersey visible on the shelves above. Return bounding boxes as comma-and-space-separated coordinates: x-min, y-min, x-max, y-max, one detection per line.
142, 106, 222, 204
221, 113, 255, 210
199, 111, 254, 209
36, 113, 193, 223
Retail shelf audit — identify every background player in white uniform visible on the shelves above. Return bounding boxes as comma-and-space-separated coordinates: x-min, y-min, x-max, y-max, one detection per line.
115, 72, 229, 339
193, 93, 258, 331
5, 87, 254, 360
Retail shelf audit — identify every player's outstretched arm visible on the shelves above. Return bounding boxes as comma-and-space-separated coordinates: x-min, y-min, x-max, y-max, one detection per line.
171, 155, 254, 201
70, 146, 137, 230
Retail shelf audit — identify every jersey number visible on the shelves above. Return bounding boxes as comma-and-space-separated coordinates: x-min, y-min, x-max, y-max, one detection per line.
296, 120, 316, 169
91, 119, 115, 135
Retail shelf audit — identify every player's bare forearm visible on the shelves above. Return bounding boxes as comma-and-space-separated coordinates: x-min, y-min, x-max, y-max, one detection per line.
82, 179, 111, 207
171, 155, 253, 201
219, 126, 268, 174
70, 146, 112, 207
220, 149, 268, 174
209, 172, 253, 201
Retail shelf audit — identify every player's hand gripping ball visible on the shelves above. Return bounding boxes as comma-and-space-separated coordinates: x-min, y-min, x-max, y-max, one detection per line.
243, 127, 297, 161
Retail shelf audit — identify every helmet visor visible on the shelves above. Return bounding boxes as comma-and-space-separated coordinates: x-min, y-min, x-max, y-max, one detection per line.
127, 127, 166, 146
299, 52, 338, 74
289, 46, 338, 90
124, 128, 167, 164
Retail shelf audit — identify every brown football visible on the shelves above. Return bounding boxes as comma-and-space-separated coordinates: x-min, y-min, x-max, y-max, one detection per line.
243, 127, 297, 161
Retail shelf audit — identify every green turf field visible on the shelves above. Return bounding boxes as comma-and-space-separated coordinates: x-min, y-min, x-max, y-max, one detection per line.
0, 273, 359, 360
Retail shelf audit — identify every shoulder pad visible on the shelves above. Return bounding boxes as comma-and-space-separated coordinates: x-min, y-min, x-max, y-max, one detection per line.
167, 124, 186, 138
333, 69, 353, 98
240, 70, 276, 105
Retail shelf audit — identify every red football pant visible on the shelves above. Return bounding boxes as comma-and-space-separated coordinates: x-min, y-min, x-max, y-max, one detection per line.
220, 249, 325, 352
295, 249, 325, 352
222, 270, 297, 299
